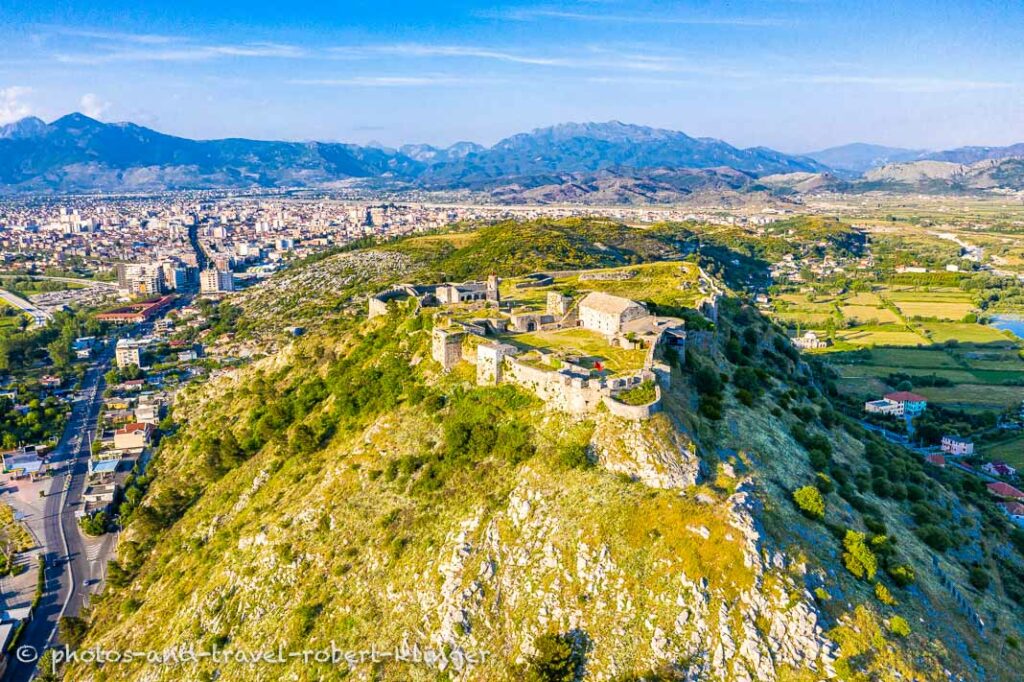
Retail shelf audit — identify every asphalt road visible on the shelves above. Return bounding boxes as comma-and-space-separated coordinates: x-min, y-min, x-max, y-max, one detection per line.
3, 342, 113, 682
0, 289, 50, 327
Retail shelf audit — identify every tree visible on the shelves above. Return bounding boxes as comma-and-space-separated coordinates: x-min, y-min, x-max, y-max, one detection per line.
523, 633, 585, 682
842, 530, 877, 580
792, 486, 825, 520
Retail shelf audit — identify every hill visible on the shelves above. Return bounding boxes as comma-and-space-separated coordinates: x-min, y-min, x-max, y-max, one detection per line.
862, 158, 1024, 192
63, 220, 1024, 681
803, 143, 927, 176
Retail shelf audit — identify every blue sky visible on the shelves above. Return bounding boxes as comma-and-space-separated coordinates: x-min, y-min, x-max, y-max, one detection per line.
1, 1, 1022, 152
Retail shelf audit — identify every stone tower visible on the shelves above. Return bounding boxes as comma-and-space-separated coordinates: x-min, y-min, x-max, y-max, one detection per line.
431, 328, 463, 371
486, 274, 501, 304
476, 343, 514, 385
547, 291, 571, 317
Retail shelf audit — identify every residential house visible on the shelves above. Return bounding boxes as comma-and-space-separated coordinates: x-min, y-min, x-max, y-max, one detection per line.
113, 422, 154, 452
941, 435, 974, 456
882, 391, 928, 417
982, 461, 1017, 478
987, 481, 1024, 500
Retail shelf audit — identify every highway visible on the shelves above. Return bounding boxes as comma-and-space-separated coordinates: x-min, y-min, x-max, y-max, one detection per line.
3, 342, 113, 682
0, 289, 51, 327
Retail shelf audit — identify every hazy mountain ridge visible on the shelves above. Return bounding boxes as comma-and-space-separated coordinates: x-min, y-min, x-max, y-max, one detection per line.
0, 115, 825, 194
803, 143, 928, 175
3, 113, 1024, 196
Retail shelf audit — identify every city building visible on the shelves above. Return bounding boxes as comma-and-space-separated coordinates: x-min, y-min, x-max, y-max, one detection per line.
113, 422, 155, 452
941, 435, 974, 456
115, 338, 146, 368
200, 268, 235, 294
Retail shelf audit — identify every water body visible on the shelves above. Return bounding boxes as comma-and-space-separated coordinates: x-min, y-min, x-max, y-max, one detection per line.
988, 315, 1024, 340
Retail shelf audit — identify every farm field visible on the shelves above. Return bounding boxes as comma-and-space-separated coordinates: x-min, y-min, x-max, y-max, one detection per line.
835, 325, 928, 347
892, 300, 974, 320
979, 433, 1024, 470
915, 384, 1024, 413
828, 344, 1024, 413
839, 304, 899, 324
919, 322, 1012, 344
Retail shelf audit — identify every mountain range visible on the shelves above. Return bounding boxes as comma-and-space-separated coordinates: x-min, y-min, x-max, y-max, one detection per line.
1, 113, 1023, 197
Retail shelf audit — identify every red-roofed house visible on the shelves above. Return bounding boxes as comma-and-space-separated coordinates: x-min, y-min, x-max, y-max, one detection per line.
113, 422, 154, 452
1001, 501, 1024, 524
982, 461, 1017, 478
987, 481, 1024, 500
925, 454, 946, 468
883, 391, 928, 417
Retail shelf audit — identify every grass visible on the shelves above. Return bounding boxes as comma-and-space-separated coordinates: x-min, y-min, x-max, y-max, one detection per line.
894, 301, 974, 320
507, 327, 647, 375
979, 433, 1024, 469
501, 261, 701, 311
915, 384, 1024, 412
840, 305, 900, 324
836, 326, 929, 347
919, 322, 1012, 344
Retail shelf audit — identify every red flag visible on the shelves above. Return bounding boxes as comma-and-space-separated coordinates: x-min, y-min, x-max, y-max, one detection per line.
594, 361, 603, 371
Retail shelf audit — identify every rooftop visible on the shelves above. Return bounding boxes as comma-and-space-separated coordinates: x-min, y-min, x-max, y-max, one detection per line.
884, 391, 928, 403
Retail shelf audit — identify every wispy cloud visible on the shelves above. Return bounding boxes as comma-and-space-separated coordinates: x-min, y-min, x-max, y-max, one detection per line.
492, 7, 789, 27
781, 74, 1018, 92
329, 44, 573, 67
54, 43, 305, 65
0, 86, 33, 124
289, 75, 494, 87
42, 27, 180, 45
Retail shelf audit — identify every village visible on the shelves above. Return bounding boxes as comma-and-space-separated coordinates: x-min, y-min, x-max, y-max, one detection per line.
370, 264, 721, 421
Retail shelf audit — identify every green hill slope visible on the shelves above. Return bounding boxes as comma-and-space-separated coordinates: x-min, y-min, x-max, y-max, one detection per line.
64, 223, 1024, 681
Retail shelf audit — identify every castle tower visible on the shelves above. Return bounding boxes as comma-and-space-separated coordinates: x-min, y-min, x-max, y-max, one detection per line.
431, 328, 463, 371
486, 274, 501, 304
547, 291, 571, 317
476, 343, 512, 385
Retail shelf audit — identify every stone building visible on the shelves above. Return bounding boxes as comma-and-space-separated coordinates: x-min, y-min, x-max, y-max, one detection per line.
476, 343, 519, 385
431, 328, 464, 371
579, 292, 651, 337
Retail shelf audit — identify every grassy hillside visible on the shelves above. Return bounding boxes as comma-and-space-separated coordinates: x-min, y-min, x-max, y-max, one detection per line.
64, 227, 1024, 681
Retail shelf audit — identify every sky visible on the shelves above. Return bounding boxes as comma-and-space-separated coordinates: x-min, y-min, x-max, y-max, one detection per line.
1, 0, 1022, 153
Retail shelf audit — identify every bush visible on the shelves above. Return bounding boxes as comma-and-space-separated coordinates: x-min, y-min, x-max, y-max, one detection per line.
889, 615, 911, 637
523, 632, 585, 682
842, 530, 877, 580
874, 582, 897, 605
969, 566, 990, 591
556, 444, 593, 470
887, 564, 916, 588
916, 524, 953, 552
792, 486, 825, 520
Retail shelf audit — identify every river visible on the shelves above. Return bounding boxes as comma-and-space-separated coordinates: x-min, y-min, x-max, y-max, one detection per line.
988, 314, 1024, 340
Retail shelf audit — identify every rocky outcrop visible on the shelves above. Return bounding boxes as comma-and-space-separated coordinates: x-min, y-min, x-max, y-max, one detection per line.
590, 413, 701, 490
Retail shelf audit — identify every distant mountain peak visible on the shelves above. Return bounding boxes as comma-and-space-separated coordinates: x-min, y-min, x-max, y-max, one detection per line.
0, 116, 48, 139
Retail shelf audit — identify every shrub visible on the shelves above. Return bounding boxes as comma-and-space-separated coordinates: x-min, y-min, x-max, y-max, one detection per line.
814, 473, 834, 494
874, 582, 898, 605
842, 530, 877, 580
887, 564, 916, 588
523, 632, 584, 682
792, 486, 825, 520
969, 566, 990, 591
889, 615, 911, 637
556, 444, 593, 470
